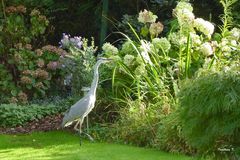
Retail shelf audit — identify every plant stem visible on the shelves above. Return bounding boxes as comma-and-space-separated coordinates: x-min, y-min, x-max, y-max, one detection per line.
1, 0, 6, 19
100, 0, 109, 47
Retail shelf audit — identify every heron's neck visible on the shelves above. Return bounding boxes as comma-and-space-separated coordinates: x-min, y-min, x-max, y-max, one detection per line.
89, 62, 101, 95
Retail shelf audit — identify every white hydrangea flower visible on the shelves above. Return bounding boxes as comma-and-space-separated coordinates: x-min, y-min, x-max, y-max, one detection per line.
121, 41, 136, 55
194, 18, 215, 37
135, 65, 147, 77
220, 38, 228, 46
218, 38, 233, 52
138, 9, 157, 24
123, 54, 135, 66
173, 2, 193, 14
190, 32, 202, 46
111, 55, 122, 62
168, 32, 187, 46
173, 2, 195, 28
102, 42, 118, 56
200, 42, 213, 56
139, 40, 153, 65
183, 8, 195, 20
178, 8, 195, 23
221, 46, 232, 52
152, 37, 171, 52
230, 40, 237, 47
230, 28, 240, 41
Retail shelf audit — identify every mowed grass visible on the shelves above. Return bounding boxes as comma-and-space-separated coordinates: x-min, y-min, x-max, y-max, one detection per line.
0, 131, 194, 160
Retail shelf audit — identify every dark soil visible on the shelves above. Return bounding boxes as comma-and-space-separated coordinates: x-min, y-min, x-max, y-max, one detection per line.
0, 114, 70, 134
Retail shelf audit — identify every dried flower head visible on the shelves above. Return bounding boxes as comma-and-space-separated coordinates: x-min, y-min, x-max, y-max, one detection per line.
34, 69, 49, 79
6, 6, 17, 14
138, 9, 157, 24
25, 44, 32, 50
13, 53, 22, 63
37, 59, 45, 68
20, 76, 32, 84
34, 82, 44, 89
149, 22, 164, 37
16, 5, 27, 13
6, 5, 26, 14
35, 49, 43, 56
18, 92, 28, 103
22, 70, 32, 75
9, 97, 18, 104
47, 61, 59, 70
42, 45, 67, 57
14, 43, 23, 49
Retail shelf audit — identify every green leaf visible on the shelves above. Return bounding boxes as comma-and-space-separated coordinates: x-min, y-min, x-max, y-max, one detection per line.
11, 90, 17, 96
26, 85, 33, 90
140, 26, 149, 37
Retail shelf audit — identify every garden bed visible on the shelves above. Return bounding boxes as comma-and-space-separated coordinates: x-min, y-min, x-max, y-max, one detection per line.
0, 114, 64, 134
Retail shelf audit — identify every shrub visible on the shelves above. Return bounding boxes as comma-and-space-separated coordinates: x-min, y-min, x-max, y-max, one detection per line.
0, 103, 66, 127
155, 111, 195, 155
108, 100, 161, 146
59, 34, 97, 96
178, 69, 240, 158
0, 5, 68, 103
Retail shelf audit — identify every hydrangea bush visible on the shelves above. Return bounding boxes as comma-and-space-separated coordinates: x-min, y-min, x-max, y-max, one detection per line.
0, 6, 68, 104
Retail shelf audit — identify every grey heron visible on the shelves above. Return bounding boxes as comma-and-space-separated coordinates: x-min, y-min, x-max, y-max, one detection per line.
61, 57, 111, 141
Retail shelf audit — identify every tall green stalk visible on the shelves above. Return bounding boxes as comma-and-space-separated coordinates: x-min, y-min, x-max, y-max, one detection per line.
219, 0, 237, 37
1, 0, 6, 19
100, 0, 109, 47
185, 33, 192, 78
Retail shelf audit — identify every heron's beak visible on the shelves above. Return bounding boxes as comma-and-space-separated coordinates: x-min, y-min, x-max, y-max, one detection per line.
97, 57, 112, 61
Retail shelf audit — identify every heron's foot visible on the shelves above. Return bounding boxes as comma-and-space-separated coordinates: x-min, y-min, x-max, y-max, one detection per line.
82, 132, 94, 142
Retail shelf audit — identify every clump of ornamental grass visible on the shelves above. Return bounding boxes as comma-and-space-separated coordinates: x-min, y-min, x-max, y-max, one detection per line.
178, 69, 240, 159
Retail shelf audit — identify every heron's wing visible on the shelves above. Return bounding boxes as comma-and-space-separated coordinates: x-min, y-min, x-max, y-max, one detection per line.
62, 95, 91, 123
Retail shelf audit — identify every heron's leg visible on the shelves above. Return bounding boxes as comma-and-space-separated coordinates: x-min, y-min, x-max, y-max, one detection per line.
74, 120, 80, 132
78, 120, 83, 146
86, 115, 89, 133
79, 116, 94, 142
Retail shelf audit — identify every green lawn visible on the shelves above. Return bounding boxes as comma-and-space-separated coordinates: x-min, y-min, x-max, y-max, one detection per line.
0, 131, 194, 160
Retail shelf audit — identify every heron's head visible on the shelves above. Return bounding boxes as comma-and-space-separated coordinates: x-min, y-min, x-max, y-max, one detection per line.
97, 57, 112, 64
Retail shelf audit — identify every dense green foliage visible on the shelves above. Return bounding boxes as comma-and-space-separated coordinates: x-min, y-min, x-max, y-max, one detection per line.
156, 111, 195, 155
0, 103, 67, 127
179, 69, 240, 158
0, 6, 68, 103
